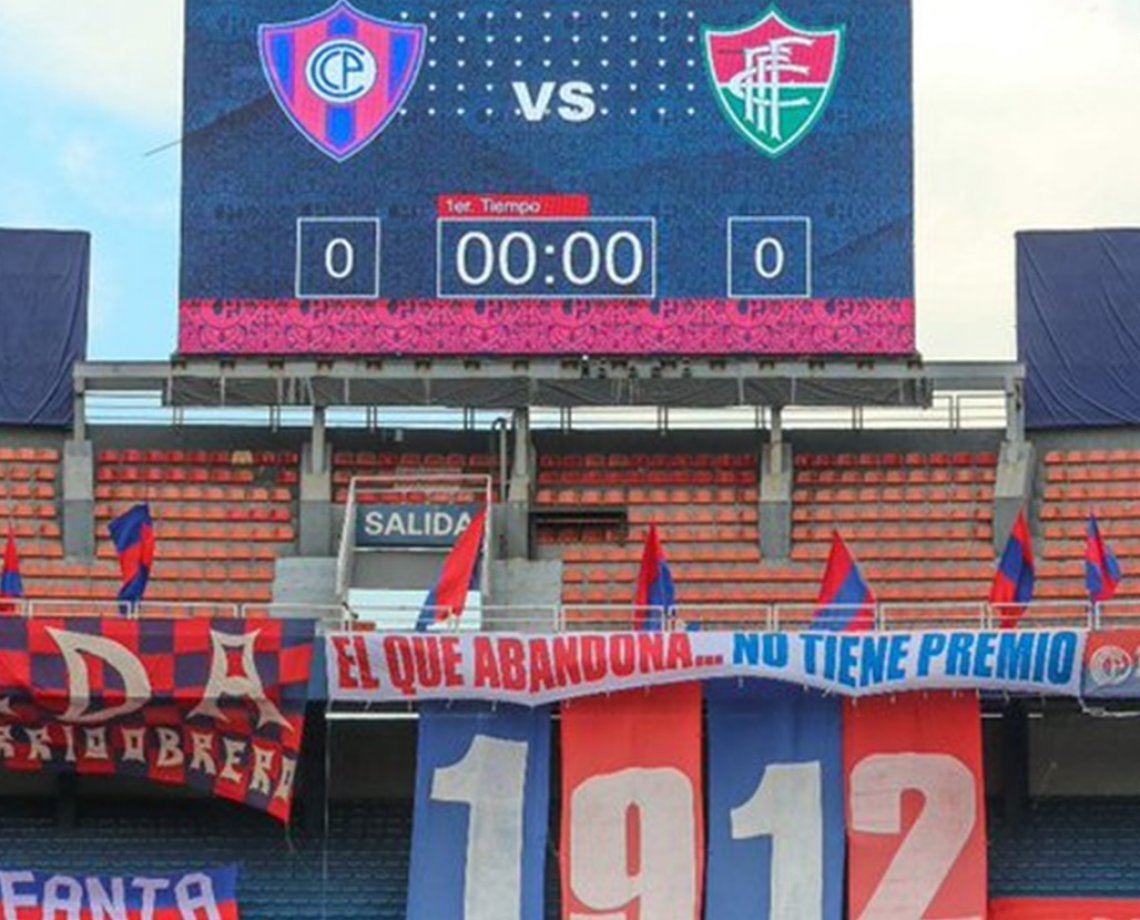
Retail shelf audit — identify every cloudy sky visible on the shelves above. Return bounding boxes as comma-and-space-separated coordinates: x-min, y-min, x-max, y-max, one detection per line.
0, 0, 1137, 360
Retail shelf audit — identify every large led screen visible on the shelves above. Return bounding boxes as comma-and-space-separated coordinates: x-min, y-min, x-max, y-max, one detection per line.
180, 0, 913, 356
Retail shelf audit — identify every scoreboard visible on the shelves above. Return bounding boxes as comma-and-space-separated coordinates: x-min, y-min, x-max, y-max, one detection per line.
179, 0, 913, 357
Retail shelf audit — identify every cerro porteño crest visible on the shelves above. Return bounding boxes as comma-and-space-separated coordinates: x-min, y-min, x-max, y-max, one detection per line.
703, 7, 844, 158
259, 0, 426, 162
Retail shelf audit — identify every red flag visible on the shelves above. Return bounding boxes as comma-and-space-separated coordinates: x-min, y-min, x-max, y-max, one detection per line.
416, 508, 487, 630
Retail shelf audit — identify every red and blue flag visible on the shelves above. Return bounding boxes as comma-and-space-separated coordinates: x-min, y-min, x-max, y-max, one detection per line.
109, 503, 155, 607
415, 509, 486, 631
990, 509, 1035, 628
811, 531, 875, 631
1086, 511, 1122, 603
634, 523, 676, 631
1, 529, 23, 610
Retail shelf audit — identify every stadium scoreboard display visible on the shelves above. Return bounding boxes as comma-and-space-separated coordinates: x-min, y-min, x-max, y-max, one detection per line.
180, 0, 913, 357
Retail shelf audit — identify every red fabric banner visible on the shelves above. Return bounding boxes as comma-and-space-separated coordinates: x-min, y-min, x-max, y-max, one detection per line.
991, 899, 1140, 919
560, 683, 703, 920
844, 693, 986, 920
0, 617, 314, 821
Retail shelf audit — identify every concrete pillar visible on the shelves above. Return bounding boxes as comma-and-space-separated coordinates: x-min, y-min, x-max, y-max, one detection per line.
1005, 374, 1026, 445
759, 411, 793, 560
61, 439, 95, 559
489, 559, 562, 631
770, 405, 784, 475
298, 408, 334, 556
993, 438, 1036, 554
503, 408, 532, 559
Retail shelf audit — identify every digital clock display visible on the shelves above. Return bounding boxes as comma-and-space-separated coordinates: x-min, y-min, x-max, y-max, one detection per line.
438, 218, 655, 299
179, 0, 914, 357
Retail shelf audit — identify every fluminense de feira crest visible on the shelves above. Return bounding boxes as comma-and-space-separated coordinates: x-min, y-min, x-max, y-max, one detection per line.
703, 6, 845, 158
258, 0, 426, 162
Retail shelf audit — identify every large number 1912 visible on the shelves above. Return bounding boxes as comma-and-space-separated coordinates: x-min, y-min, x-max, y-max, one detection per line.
430, 738, 979, 920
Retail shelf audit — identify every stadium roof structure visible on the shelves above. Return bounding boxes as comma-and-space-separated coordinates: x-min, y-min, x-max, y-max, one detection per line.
74, 355, 1024, 425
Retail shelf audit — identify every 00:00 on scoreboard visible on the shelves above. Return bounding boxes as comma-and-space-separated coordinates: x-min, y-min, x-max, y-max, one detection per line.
295, 215, 813, 301
439, 217, 657, 300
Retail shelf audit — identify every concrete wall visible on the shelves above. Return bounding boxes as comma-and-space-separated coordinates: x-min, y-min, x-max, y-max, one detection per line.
489, 559, 562, 629
274, 557, 340, 608
351, 549, 449, 590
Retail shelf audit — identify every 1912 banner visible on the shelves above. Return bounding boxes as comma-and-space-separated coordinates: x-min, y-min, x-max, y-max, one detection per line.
0, 618, 314, 821
407, 702, 551, 920
845, 694, 987, 920
328, 629, 1085, 705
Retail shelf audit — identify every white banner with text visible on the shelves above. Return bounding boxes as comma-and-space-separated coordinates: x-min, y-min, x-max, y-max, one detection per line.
327, 629, 1086, 705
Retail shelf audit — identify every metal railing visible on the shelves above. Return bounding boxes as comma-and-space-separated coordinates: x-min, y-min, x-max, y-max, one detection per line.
4, 599, 1129, 631
80, 391, 1012, 433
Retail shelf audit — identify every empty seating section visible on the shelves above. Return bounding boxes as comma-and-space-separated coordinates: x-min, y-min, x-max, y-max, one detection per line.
787, 451, 999, 615
989, 798, 1140, 896
539, 453, 762, 623
77, 448, 300, 608
0, 446, 61, 560
7, 438, 1129, 619
331, 451, 500, 504
1040, 449, 1140, 602
544, 449, 1003, 627
0, 799, 413, 920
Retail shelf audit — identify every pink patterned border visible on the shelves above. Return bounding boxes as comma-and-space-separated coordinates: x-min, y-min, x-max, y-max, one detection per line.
178, 299, 915, 356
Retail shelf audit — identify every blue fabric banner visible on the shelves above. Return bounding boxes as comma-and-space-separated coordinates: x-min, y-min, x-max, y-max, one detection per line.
705, 680, 844, 920
1018, 229, 1140, 428
407, 702, 551, 920
0, 228, 88, 426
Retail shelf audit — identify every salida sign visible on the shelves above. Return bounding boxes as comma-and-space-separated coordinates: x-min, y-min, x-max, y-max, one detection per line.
0, 618, 314, 821
355, 503, 479, 548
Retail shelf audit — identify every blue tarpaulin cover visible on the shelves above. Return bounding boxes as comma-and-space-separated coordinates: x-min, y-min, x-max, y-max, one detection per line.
1018, 229, 1140, 429
0, 228, 89, 426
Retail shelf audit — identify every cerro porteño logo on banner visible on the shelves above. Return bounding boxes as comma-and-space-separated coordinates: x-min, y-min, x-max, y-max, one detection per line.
703, 7, 844, 158
258, 0, 426, 162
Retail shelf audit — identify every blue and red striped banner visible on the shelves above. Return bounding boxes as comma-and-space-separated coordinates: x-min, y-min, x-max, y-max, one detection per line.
0, 866, 238, 918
